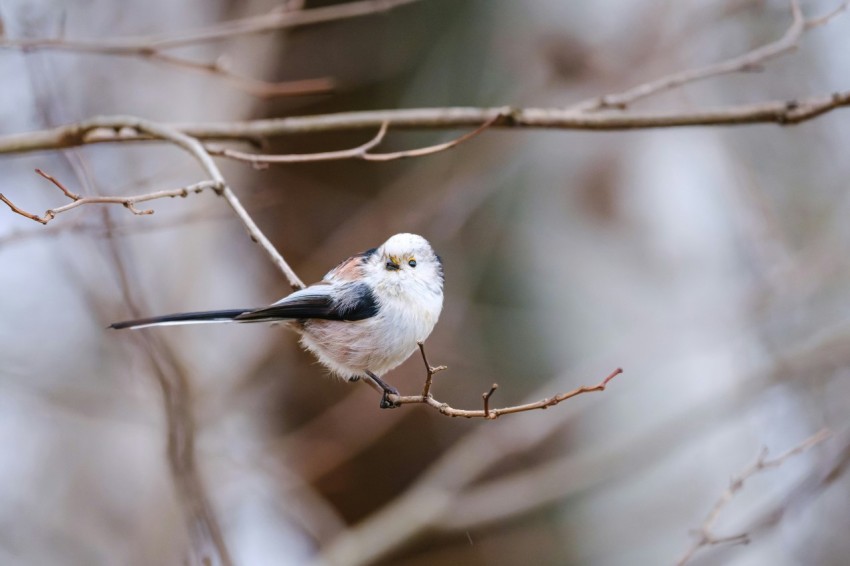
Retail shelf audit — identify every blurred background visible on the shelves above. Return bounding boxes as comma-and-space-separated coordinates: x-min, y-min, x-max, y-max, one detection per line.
1, 0, 849, 564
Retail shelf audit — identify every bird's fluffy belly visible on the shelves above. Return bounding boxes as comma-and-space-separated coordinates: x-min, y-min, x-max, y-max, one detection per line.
299, 308, 436, 380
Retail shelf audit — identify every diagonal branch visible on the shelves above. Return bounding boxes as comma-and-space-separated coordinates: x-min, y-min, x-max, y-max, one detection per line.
140, 50, 334, 98
97, 117, 306, 290
3, 116, 306, 290
676, 428, 832, 566
571, 0, 849, 111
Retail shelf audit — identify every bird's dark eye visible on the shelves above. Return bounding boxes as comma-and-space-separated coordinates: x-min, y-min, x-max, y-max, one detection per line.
408, 259, 417, 268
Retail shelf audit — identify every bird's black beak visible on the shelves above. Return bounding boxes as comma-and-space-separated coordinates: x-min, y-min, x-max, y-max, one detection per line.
385, 259, 400, 271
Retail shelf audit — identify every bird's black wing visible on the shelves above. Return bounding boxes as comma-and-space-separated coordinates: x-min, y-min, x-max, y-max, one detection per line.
235, 282, 378, 322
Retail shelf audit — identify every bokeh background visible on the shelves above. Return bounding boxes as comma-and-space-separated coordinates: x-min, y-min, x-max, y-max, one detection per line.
1, 0, 849, 564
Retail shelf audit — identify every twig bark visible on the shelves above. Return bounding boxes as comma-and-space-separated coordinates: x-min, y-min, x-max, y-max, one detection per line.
676, 428, 832, 566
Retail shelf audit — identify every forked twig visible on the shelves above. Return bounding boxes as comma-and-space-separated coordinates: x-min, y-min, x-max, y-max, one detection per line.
417, 342, 447, 398
361, 114, 501, 161
482, 384, 498, 418
382, 342, 622, 419
1, 117, 306, 291
573, 0, 849, 111
0, 169, 222, 225
676, 428, 832, 566
207, 122, 389, 166
208, 114, 501, 167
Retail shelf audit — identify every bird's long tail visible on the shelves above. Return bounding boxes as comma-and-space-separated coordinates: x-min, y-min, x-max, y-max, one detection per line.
109, 309, 253, 330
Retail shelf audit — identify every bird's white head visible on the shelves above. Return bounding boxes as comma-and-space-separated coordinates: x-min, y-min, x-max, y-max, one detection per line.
366, 233, 444, 297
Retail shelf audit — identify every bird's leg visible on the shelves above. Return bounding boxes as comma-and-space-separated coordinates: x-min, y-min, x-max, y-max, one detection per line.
347, 376, 360, 382
365, 370, 400, 409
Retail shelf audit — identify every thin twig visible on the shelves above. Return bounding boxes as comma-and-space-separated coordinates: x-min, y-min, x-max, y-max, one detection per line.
208, 114, 501, 166
804, 0, 850, 29
0, 169, 221, 225
417, 341, 447, 398
143, 51, 335, 98
361, 114, 501, 161
36, 168, 80, 199
0, 0, 423, 52
676, 428, 832, 566
206, 122, 390, 166
482, 384, 498, 418
571, 0, 848, 111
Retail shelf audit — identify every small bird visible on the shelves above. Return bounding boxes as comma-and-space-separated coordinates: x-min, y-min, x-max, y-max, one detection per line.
110, 233, 444, 408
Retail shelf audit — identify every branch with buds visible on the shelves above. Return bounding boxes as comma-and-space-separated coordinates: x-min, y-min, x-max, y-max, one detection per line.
358, 343, 624, 419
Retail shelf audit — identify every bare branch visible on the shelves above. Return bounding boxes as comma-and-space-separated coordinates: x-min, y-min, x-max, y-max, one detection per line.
676, 428, 832, 566
572, 0, 849, 111
377, 343, 623, 419
207, 114, 501, 166
0, 0, 422, 98
1, 92, 849, 157
0, 0, 423, 52
0, 169, 222, 225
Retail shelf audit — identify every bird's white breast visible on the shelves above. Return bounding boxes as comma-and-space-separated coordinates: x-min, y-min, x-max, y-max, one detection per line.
299, 277, 442, 380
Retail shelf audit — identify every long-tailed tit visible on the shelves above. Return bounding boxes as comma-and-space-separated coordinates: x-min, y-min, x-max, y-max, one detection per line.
110, 233, 444, 408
